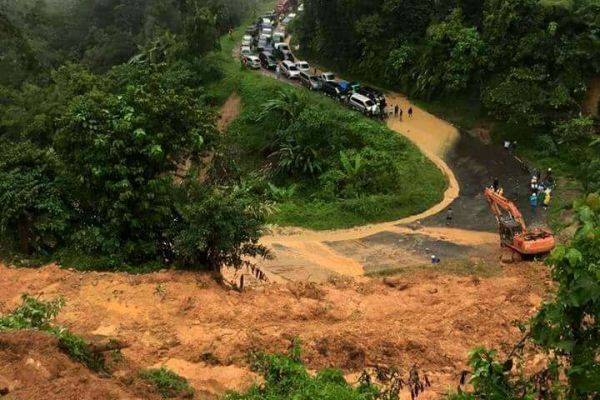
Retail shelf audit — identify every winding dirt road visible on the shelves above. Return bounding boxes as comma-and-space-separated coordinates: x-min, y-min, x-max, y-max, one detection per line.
219, 77, 499, 282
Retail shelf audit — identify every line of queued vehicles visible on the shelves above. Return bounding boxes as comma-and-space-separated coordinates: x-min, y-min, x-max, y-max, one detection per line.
240, 11, 387, 118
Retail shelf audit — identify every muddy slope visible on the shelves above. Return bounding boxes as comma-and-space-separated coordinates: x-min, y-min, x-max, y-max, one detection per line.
0, 263, 550, 399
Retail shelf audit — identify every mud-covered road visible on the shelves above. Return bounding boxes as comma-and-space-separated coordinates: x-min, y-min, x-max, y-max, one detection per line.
247, 61, 548, 282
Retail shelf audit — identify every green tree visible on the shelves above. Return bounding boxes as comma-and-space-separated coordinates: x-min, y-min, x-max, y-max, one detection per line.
171, 183, 269, 272
530, 193, 600, 397
552, 116, 595, 145
0, 141, 70, 254
53, 65, 211, 262
483, 65, 573, 126
422, 9, 486, 94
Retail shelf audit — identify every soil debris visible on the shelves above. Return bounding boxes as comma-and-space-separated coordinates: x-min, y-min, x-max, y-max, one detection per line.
0, 262, 550, 398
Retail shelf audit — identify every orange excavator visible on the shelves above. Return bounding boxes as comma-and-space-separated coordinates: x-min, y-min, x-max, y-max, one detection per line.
484, 187, 555, 257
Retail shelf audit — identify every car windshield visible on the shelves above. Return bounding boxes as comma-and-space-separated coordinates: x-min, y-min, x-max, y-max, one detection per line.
325, 74, 335, 80
365, 100, 375, 107
309, 76, 319, 82
288, 65, 298, 71
298, 63, 308, 69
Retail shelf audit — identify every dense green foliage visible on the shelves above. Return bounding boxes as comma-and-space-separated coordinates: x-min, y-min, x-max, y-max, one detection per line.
0, 0, 254, 79
224, 75, 445, 230
140, 367, 195, 398
0, 0, 271, 271
451, 193, 600, 399
296, 0, 600, 182
0, 0, 447, 264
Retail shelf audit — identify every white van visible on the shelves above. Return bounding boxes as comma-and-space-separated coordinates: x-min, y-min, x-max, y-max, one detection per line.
348, 93, 379, 116
281, 60, 300, 79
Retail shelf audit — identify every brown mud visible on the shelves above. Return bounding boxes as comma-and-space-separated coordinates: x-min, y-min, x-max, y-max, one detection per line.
0, 262, 551, 399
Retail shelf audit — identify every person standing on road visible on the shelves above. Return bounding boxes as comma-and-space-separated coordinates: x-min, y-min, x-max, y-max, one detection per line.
275, 64, 281, 80
493, 177, 500, 192
314, 67, 317, 75
544, 168, 553, 185
394, 105, 399, 117
538, 184, 546, 206
530, 192, 538, 212
446, 207, 453, 226
380, 98, 388, 119
399, 108, 403, 121
531, 175, 539, 194
543, 188, 551, 210
408, 107, 413, 118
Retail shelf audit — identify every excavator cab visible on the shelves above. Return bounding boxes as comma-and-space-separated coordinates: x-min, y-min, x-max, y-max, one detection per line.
498, 218, 522, 245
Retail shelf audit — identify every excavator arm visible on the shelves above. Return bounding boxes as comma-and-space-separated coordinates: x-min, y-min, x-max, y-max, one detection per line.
484, 188, 528, 232
484, 187, 555, 255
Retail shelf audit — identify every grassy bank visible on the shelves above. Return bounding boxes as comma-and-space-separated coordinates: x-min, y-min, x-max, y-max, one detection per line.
209, 18, 446, 230
290, 41, 584, 232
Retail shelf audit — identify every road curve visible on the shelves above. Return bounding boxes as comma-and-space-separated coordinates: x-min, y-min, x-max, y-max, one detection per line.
234, 44, 502, 282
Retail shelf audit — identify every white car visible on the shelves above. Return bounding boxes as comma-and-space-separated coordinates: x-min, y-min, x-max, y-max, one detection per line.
283, 13, 296, 25
240, 46, 252, 57
274, 42, 290, 51
296, 61, 310, 73
321, 72, 336, 82
243, 55, 261, 69
272, 31, 285, 44
281, 60, 300, 79
261, 27, 273, 36
241, 35, 252, 46
348, 93, 380, 116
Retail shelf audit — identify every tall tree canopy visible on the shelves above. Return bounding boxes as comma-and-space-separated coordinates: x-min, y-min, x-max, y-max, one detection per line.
0, 0, 266, 271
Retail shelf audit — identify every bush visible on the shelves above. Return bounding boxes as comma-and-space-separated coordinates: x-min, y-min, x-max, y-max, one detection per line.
226, 344, 379, 400
140, 367, 195, 399
229, 82, 446, 230
0, 294, 64, 331
0, 295, 106, 372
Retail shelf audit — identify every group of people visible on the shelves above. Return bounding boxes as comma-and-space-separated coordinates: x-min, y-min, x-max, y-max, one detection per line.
529, 168, 554, 211
387, 104, 413, 120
